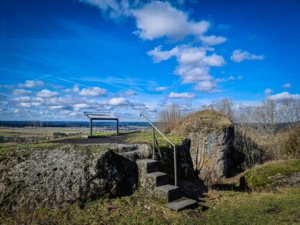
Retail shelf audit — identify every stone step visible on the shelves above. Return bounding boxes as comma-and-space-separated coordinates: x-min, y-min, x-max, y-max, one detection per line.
165, 197, 197, 211
136, 159, 159, 175
147, 172, 168, 187
154, 184, 180, 202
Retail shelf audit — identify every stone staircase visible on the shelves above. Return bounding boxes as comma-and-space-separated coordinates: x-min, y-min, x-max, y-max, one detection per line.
137, 159, 197, 211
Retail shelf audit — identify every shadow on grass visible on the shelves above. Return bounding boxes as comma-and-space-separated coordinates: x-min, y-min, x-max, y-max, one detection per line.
211, 177, 251, 193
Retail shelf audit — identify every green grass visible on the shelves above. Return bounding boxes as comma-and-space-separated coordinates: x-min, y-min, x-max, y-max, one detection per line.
126, 131, 183, 146
1, 188, 300, 224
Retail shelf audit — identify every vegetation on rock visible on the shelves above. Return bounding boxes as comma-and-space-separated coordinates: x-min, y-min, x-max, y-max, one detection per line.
171, 110, 233, 137
242, 159, 300, 191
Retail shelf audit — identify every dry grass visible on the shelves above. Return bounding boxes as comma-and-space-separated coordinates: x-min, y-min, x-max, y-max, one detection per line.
171, 110, 233, 137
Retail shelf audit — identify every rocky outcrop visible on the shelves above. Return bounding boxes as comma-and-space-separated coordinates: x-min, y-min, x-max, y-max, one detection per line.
173, 110, 244, 185
242, 159, 300, 192
0, 144, 151, 211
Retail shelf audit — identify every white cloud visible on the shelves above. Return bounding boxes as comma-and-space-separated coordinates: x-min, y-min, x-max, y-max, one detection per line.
19, 80, 45, 88
264, 88, 274, 95
147, 46, 179, 62
73, 84, 80, 92
36, 89, 59, 98
231, 49, 264, 62
168, 92, 196, 99
283, 83, 291, 88
79, 87, 107, 97
13, 89, 33, 95
215, 76, 235, 83
73, 103, 90, 110
109, 97, 130, 106
125, 89, 137, 96
174, 66, 211, 84
269, 92, 300, 101
237, 76, 243, 80
149, 45, 225, 93
155, 87, 168, 91
178, 47, 225, 67
79, 0, 131, 19
132, 1, 210, 40
199, 35, 227, 46
194, 80, 217, 92
148, 45, 225, 67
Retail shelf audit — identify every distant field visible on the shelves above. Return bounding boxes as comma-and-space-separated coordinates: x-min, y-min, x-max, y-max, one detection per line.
0, 127, 89, 138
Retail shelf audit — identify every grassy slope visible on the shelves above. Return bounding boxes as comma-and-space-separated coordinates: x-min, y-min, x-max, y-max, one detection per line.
1, 188, 300, 224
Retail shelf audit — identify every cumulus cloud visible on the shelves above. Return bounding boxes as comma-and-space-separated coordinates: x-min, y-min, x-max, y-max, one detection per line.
174, 66, 211, 84
269, 92, 300, 100
132, 1, 209, 40
155, 86, 168, 91
283, 83, 291, 88
199, 35, 227, 46
79, 87, 108, 97
19, 80, 45, 88
109, 97, 130, 106
73, 103, 90, 110
178, 47, 225, 67
148, 45, 225, 67
264, 88, 274, 95
36, 89, 59, 98
194, 80, 217, 92
168, 92, 196, 99
231, 49, 264, 62
147, 45, 179, 62
148, 45, 225, 92
73, 84, 80, 92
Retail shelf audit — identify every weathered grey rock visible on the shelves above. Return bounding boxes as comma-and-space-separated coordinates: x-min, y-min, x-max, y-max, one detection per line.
173, 110, 236, 185
188, 128, 234, 184
0, 143, 151, 211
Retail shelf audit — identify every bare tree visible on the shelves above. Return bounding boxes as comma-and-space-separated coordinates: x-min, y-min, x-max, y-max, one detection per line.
157, 103, 185, 133
213, 98, 234, 121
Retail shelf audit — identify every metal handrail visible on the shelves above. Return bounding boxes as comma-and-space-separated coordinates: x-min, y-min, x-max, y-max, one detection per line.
140, 114, 178, 187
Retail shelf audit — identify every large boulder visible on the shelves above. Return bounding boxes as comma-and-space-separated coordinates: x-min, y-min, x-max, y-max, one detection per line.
0, 144, 151, 211
172, 110, 240, 185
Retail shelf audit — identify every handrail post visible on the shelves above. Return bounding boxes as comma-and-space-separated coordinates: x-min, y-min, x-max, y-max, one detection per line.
174, 145, 177, 187
140, 114, 178, 187
152, 127, 155, 160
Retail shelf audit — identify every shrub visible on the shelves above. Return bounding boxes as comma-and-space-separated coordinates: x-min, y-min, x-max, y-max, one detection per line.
285, 125, 300, 158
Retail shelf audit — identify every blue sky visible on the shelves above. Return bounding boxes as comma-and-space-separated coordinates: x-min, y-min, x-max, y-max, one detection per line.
0, 0, 299, 121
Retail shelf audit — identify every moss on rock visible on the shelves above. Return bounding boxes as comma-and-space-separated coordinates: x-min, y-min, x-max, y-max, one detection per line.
242, 159, 300, 192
